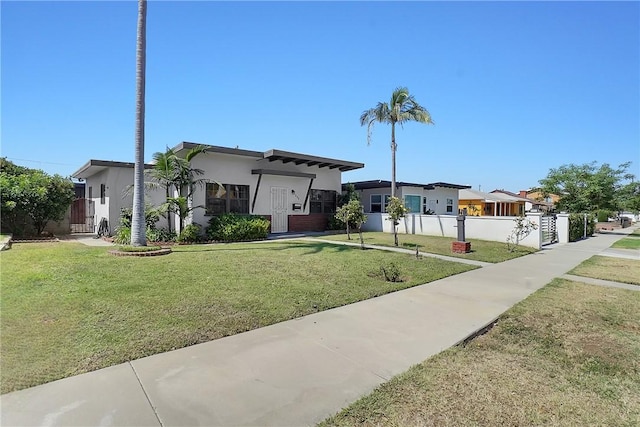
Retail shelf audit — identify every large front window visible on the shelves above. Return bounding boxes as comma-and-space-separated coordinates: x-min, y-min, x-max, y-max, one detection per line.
404, 195, 421, 214
310, 190, 337, 214
206, 183, 249, 215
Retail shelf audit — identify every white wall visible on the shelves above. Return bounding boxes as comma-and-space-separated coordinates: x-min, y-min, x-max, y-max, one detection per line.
362, 212, 544, 249
190, 152, 342, 227
85, 167, 166, 234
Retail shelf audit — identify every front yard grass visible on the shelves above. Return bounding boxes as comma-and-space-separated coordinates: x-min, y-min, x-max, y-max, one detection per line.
611, 236, 640, 249
569, 255, 640, 286
317, 232, 536, 263
320, 279, 640, 426
0, 241, 476, 394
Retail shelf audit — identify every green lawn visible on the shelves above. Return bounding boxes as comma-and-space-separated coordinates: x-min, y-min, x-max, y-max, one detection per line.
316, 232, 536, 263
321, 279, 640, 426
611, 236, 640, 249
569, 255, 640, 285
0, 241, 476, 393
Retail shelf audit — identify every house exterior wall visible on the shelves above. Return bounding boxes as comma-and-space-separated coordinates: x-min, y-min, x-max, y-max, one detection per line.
355, 186, 459, 215
189, 152, 342, 230
85, 167, 166, 233
356, 188, 392, 213
458, 199, 524, 217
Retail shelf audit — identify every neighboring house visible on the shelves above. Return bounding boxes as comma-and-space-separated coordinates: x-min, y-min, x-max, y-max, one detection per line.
72, 142, 364, 234
344, 180, 471, 215
520, 189, 559, 212
492, 189, 552, 213
459, 188, 528, 216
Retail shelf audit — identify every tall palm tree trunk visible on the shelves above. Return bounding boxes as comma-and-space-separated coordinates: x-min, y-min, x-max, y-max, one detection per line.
131, 0, 147, 246
390, 122, 396, 198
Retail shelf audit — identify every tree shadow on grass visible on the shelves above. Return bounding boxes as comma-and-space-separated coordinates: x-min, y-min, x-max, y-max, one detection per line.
172, 241, 353, 255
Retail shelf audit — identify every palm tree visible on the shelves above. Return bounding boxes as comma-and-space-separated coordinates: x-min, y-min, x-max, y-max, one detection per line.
131, 0, 147, 246
146, 148, 179, 233
360, 87, 434, 198
145, 145, 207, 234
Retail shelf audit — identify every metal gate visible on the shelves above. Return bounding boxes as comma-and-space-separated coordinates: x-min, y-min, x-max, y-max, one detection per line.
541, 214, 557, 245
70, 198, 95, 233
270, 187, 288, 233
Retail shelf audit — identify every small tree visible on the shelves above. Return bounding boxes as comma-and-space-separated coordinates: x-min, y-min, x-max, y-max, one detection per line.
506, 215, 538, 252
335, 199, 367, 247
386, 196, 408, 247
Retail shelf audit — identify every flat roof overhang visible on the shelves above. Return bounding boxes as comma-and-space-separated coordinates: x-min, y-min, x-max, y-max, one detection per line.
263, 149, 364, 172
72, 160, 154, 180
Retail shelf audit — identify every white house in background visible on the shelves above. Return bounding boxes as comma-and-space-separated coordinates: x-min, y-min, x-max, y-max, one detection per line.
344, 180, 471, 215
72, 142, 364, 234
71, 160, 165, 234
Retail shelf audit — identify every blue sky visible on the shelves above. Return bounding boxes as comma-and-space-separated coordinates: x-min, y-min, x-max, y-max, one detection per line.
2, 1, 639, 193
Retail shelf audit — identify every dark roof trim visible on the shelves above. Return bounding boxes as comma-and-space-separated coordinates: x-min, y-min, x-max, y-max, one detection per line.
177, 141, 263, 158
72, 160, 154, 179
263, 149, 364, 172
251, 169, 317, 179
175, 142, 364, 171
345, 180, 471, 191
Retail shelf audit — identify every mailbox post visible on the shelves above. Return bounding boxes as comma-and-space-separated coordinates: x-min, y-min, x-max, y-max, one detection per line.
452, 211, 472, 253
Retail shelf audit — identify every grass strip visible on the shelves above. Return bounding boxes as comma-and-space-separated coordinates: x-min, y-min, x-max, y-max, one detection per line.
569, 255, 640, 285
321, 279, 640, 426
317, 232, 536, 263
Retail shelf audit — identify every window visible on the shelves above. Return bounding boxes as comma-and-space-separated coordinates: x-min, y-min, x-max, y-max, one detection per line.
88, 186, 93, 200
100, 184, 106, 205
446, 198, 454, 213
310, 190, 337, 214
404, 195, 421, 214
371, 194, 382, 213
206, 183, 250, 215
370, 194, 391, 213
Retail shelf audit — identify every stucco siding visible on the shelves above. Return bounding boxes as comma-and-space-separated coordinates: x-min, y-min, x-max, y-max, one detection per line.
189, 152, 342, 228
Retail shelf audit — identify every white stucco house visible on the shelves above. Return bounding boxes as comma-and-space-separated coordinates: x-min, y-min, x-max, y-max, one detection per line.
72, 142, 364, 234
344, 180, 471, 215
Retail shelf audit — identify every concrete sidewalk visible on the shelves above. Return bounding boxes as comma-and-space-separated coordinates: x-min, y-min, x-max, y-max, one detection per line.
1, 230, 637, 426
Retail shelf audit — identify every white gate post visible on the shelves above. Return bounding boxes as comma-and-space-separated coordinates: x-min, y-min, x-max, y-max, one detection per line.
556, 213, 570, 243
525, 212, 543, 249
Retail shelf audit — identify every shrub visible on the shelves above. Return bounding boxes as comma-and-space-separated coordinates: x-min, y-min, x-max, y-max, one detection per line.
327, 216, 346, 230
177, 223, 201, 243
113, 226, 131, 245
146, 227, 176, 243
380, 262, 402, 282
119, 206, 160, 229
206, 214, 270, 242
596, 209, 613, 222
569, 213, 596, 242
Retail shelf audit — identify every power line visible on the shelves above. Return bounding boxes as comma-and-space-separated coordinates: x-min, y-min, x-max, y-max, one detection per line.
4, 157, 75, 167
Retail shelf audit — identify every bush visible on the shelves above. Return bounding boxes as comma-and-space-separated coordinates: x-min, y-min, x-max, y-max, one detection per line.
113, 226, 131, 245
119, 206, 160, 229
177, 223, 201, 243
327, 216, 346, 230
569, 213, 596, 242
206, 214, 271, 242
596, 209, 613, 222
146, 227, 176, 243
380, 262, 402, 282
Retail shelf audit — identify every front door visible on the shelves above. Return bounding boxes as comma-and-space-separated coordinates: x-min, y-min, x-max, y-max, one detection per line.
270, 187, 288, 233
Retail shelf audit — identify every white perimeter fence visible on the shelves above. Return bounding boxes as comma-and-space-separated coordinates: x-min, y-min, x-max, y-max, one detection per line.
361, 212, 571, 249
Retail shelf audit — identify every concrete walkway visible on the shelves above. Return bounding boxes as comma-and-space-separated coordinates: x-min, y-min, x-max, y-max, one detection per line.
1, 229, 638, 426
58, 233, 115, 247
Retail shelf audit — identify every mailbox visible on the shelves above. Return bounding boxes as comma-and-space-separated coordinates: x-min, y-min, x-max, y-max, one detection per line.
292, 203, 302, 211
